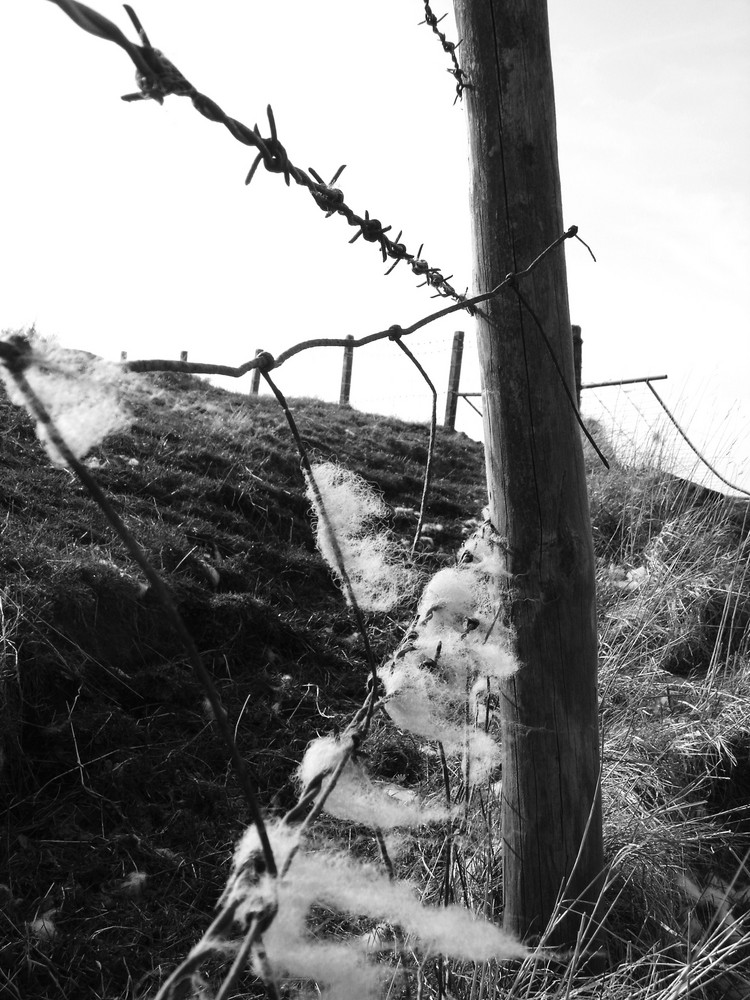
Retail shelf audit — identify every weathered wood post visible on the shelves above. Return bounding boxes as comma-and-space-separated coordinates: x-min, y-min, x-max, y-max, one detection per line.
444, 330, 465, 430
339, 334, 354, 406
453, 0, 603, 945
250, 349, 263, 395
119, 350, 127, 362
572, 324, 583, 409
180, 350, 188, 362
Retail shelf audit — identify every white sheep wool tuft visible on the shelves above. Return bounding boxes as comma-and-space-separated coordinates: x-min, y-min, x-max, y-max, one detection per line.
0, 333, 128, 468
297, 735, 458, 828
304, 461, 416, 613
380, 523, 519, 784
248, 842, 526, 998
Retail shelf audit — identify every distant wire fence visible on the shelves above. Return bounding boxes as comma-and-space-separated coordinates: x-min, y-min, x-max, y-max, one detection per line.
583, 380, 750, 498
122, 338, 750, 502
443, 328, 749, 497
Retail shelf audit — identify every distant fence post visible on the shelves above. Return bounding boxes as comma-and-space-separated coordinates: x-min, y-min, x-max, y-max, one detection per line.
180, 350, 188, 362
444, 330, 465, 430
339, 335, 354, 406
120, 350, 127, 362
250, 349, 263, 395
572, 325, 582, 409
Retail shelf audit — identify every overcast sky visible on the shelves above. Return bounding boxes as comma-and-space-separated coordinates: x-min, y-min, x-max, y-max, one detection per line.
1, 1, 748, 492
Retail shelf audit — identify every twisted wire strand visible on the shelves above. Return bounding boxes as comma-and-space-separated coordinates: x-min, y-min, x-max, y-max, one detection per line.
419, 0, 472, 103
46, 0, 476, 310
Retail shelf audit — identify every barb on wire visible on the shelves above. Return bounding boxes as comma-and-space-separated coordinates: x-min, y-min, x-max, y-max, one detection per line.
419, 1, 472, 103
388, 327, 439, 554
419, 0, 474, 104
645, 381, 750, 498
45, 0, 475, 312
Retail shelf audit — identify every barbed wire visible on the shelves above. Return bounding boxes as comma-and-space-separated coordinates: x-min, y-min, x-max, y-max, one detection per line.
419, 1, 472, 103
46, 0, 476, 312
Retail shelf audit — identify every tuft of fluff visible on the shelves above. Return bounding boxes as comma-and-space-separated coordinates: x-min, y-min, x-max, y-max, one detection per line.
297, 736, 456, 828
255, 844, 525, 998
437, 630, 518, 682
379, 655, 451, 740
462, 730, 502, 785
297, 734, 352, 792
379, 653, 503, 783
378, 529, 520, 786
417, 567, 478, 624
458, 531, 512, 579
262, 889, 383, 1000
286, 849, 527, 963
0, 334, 128, 468
227, 820, 300, 926
304, 462, 415, 613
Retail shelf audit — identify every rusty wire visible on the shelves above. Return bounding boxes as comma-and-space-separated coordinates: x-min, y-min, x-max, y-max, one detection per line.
419, 0, 472, 103
45, 0, 476, 311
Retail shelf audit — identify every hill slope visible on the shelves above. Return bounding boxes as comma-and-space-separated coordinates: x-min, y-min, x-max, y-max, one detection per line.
1, 365, 749, 999
0, 369, 488, 998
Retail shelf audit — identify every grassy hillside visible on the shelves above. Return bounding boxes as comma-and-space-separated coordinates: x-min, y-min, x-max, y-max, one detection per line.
1, 362, 749, 999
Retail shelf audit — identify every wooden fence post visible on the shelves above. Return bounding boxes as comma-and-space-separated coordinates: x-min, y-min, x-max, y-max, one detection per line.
119, 350, 127, 362
250, 350, 263, 395
180, 351, 188, 362
572, 325, 583, 409
444, 330, 465, 430
453, 0, 603, 946
339, 335, 354, 406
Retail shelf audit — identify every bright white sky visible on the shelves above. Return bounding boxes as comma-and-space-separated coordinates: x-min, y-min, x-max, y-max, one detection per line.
1, 1, 749, 492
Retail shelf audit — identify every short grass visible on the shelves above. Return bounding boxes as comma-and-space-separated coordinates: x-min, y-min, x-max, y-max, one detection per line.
1, 368, 749, 998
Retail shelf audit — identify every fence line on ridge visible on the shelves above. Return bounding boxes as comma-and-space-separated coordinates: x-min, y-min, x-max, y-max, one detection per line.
585, 381, 750, 498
